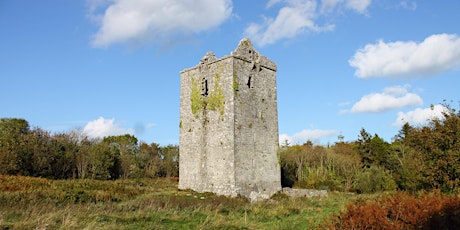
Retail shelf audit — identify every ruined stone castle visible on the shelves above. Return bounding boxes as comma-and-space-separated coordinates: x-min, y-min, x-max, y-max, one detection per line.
179, 38, 281, 201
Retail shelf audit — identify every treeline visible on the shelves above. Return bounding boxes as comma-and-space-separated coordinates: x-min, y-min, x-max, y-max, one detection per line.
280, 105, 460, 193
0, 118, 178, 180
1, 104, 459, 194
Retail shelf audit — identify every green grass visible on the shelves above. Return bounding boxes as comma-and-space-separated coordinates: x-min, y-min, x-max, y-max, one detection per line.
0, 175, 370, 229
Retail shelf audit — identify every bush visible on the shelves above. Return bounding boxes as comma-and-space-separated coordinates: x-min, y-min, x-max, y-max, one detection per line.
353, 166, 396, 193
279, 143, 361, 191
326, 191, 460, 229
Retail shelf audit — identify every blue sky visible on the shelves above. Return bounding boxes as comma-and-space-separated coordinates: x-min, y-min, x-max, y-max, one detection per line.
1, 0, 459, 146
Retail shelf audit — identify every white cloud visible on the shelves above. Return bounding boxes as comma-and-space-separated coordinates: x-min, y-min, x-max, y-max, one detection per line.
247, 0, 372, 46
393, 105, 448, 126
86, 0, 113, 23
345, 0, 371, 13
349, 33, 460, 78
266, 0, 283, 8
350, 85, 423, 113
245, 0, 334, 46
280, 129, 338, 145
83, 117, 133, 139
89, 0, 232, 47
320, 0, 371, 13
320, 0, 341, 13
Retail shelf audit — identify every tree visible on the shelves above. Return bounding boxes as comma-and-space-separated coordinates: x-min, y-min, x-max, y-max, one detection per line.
332, 142, 362, 191
103, 134, 139, 178
405, 107, 460, 192
369, 134, 391, 168
23, 128, 54, 177
136, 142, 162, 178
356, 128, 391, 168
386, 123, 426, 191
160, 145, 179, 178
51, 132, 78, 179
76, 136, 92, 179
88, 141, 115, 180
394, 122, 413, 142
353, 165, 397, 193
356, 128, 372, 167
0, 118, 30, 174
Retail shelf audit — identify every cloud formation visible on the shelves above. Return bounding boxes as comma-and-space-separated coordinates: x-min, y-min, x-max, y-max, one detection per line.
393, 105, 448, 126
245, 0, 328, 46
89, 0, 232, 47
345, 0, 372, 13
349, 33, 460, 78
350, 85, 423, 113
246, 0, 371, 46
83, 117, 133, 139
280, 129, 338, 145
321, 0, 371, 13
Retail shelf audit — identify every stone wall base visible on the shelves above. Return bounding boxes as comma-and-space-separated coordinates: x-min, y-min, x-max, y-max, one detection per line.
282, 187, 328, 198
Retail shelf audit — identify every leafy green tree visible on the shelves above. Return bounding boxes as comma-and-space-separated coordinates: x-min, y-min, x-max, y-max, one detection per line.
103, 134, 139, 178
385, 123, 426, 191
23, 128, 54, 177
0, 118, 29, 145
51, 132, 78, 179
0, 118, 30, 174
405, 107, 460, 192
279, 142, 362, 191
136, 142, 162, 178
160, 145, 179, 178
279, 143, 312, 187
278, 146, 298, 187
331, 142, 362, 191
76, 136, 92, 179
88, 141, 115, 180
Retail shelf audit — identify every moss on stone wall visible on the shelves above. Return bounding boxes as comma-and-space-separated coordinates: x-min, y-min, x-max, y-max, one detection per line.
190, 73, 225, 118
208, 73, 225, 116
233, 76, 239, 93
190, 78, 203, 118
233, 66, 239, 93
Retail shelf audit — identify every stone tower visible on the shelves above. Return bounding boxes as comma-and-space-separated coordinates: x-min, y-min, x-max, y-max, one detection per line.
179, 38, 281, 201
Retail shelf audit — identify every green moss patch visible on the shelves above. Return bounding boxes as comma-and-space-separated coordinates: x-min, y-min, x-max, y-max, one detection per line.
190, 73, 225, 118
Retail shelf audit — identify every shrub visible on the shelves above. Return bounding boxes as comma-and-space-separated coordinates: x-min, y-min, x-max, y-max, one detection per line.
353, 166, 397, 193
279, 143, 361, 191
326, 191, 460, 229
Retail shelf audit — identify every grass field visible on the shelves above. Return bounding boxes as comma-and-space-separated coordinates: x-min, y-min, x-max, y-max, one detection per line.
0, 175, 370, 229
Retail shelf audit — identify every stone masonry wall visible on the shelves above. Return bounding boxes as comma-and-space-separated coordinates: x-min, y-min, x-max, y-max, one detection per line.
179, 39, 281, 200
232, 40, 281, 200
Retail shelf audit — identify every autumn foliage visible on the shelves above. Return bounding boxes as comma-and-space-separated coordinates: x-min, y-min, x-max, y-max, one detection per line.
326, 191, 460, 229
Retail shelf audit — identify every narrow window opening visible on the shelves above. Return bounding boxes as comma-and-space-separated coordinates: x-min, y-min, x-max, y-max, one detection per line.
247, 75, 252, 89
201, 77, 208, 96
